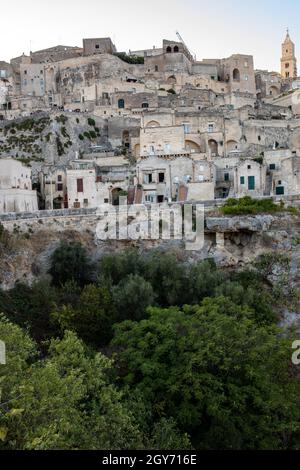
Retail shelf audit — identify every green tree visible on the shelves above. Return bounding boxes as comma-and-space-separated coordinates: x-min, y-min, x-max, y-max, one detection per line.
143, 251, 187, 306
112, 274, 155, 322
49, 241, 93, 287
187, 258, 225, 304
0, 280, 58, 343
112, 300, 300, 450
99, 249, 146, 286
214, 280, 276, 325
51, 284, 115, 345
0, 320, 143, 450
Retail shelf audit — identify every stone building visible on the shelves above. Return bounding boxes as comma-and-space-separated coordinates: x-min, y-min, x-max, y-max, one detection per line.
83, 38, 116, 56
281, 30, 297, 79
0, 158, 38, 213
234, 160, 266, 197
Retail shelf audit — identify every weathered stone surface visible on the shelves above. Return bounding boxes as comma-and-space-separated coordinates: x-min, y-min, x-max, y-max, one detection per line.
206, 215, 274, 232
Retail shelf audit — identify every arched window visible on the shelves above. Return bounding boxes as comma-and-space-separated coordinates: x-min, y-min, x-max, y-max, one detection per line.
141, 102, 149, 109
208, 139, 218, 156
166, 46, 172, 53
233, 68, 240, 81
118, 98, 125, 109
173, 46, 179, 53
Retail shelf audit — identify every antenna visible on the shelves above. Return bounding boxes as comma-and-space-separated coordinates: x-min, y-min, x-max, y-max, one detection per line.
175, 30, 196, 61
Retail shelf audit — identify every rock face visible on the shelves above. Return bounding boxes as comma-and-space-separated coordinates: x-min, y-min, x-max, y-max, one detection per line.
0, 211, 299, 290
206, 215, 274, 232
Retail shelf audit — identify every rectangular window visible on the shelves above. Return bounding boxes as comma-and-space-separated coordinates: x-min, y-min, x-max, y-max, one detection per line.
57, 183, 63, 191
58, 175, 62, 182
224, 173, 229, 181
77, 178, 83, 193
143, 173, 153, 184
183, 123, 190, 134
240, 176, 245, 184
208, 124, 214, 133
145, 193, 156, 203
158, 172, 165, 183
269, 164, 276, 170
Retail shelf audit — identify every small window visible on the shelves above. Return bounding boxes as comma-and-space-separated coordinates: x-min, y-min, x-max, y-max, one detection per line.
144, 173, 153, 184
141, 102, 149, 109
95, 44, 100, 49
158, 172, 165, 183
77, 178, 83, 193
208, 123, 214, 133
247, 165, 251, 169
224, 173, 229, 181
58, 175, 62, 182
240, 176, 245, 184
57, 183, 63, 191
269, 164, 276, 170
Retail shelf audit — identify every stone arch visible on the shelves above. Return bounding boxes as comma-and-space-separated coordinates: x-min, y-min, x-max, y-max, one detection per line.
233, 68, 240, 81
111, 187, 126, 206
166, 46, 172, 53
134, 143, 140, 157
141, 102, 149, 109
208, 139, 218, 156
173, 45, 179, 53
185, 139, 201, 153
146, 120, 160, 127
167, 75, 176, 85
269, 85, 280, 97
226, 140, 238, 152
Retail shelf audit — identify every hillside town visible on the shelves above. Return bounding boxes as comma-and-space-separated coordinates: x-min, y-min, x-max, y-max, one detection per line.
1, 31, 300, 212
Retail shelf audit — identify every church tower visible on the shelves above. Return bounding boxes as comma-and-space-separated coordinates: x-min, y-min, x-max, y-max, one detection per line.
281, 29, 297, 79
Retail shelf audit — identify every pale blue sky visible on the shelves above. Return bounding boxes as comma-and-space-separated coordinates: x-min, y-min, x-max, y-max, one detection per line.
1, 0, 299, 71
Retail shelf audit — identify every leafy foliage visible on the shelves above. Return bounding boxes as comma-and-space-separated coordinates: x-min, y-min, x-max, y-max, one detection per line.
221, 196, 279, 215
112, 302, 300, 449
49, 241, 93, 287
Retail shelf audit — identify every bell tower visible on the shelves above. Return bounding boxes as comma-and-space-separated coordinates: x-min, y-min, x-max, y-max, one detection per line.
281, 29, 297, 79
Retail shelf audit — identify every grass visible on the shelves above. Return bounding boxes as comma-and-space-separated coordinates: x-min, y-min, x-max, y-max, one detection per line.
220, 196, 279, 215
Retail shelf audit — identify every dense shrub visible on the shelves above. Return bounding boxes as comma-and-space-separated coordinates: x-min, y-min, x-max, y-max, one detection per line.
48, 241, 93, 287
221, 196, 279, 215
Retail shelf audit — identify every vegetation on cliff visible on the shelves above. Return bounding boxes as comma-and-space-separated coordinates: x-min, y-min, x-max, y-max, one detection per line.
0, 242, 300, 450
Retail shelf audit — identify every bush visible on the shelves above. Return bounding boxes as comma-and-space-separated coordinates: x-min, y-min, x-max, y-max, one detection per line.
114, 52, 144, 64
87, 118, 96, 127
49, 241, 93, 287
221, 197, 279, 215
112, 274, 155, 322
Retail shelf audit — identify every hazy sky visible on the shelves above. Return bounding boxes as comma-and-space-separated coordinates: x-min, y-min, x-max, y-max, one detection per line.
1, 0, 299, 71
